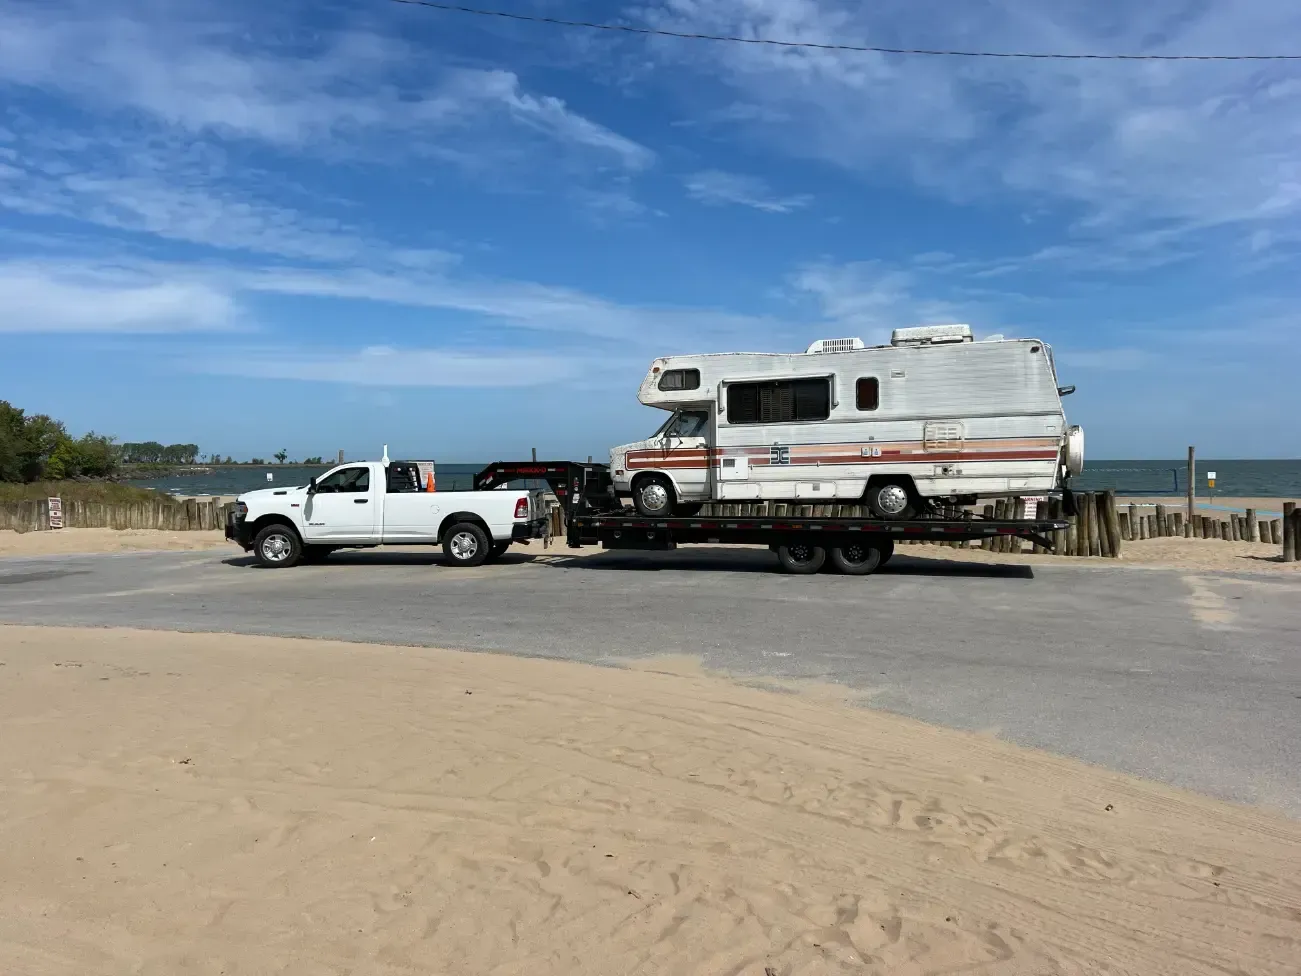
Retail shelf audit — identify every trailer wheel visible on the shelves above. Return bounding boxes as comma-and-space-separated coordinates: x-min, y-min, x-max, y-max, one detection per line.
253, 524, 302, 568
877, 538, 895, 566
866, 478, 918, 520
443, 522, 489, 568
775, 541, 826, 574
633, 474, 676, 517
829, 541, 884, 575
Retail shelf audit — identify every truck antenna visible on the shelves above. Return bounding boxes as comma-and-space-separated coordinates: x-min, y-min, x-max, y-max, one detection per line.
382, 444, 390, 465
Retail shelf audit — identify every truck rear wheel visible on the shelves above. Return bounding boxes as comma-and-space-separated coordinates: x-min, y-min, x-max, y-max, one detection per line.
253, 524, 302, 568
484, 540, 511, 563
829, 540, 884, 575
443, 522, 489, 568
775, 541, 826, 574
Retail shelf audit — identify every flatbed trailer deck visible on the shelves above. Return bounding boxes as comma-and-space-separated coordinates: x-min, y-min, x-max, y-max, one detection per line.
475, 460, 1070, 575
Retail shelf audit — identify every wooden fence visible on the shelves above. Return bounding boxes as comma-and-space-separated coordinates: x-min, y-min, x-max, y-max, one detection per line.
0, 497, 233, 533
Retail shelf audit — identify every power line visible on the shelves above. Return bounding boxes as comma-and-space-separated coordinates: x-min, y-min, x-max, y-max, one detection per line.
386, 0, 1301, 61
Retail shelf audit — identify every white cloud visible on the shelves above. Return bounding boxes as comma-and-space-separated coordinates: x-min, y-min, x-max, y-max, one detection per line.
0, 261, 240, 332
648, 0, 1301, 245
202, 344, 584, 387
684, 169, 811, 213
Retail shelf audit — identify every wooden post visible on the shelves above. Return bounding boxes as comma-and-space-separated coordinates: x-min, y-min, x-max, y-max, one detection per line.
1138, 513, 1148, 540
1154, 503, 1167, 537
1270, 519, 1282, 546
1186, 446, 1195, 526
1219, 520, 1229, 541
1102, 491, 1121, 558
981, 503, 996, 551
1230, 516, 1240, 541
1065, 504, 1078, 557
1071, 495, 1085, 555
1118, 512, 1130, 542
1284, 502, 1297, 562
1245, 508, 1258, 543
1172, 511, 1183, 536
1127, 504, 1140, 541
1051, 498, 1066, 555
531, 447, 537, 462
1094, 493, 1111, 557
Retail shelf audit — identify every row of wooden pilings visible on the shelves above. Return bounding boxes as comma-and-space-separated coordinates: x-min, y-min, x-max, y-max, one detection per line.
0, 497, 234, 533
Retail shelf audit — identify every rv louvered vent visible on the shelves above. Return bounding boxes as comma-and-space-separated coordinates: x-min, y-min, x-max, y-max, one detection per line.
891, 324, 973, 347
805, 337, 865, 354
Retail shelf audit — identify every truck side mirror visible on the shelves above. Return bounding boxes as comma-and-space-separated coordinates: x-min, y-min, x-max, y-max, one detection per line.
307, 477, 318, 494
1057, 385, 1076, 396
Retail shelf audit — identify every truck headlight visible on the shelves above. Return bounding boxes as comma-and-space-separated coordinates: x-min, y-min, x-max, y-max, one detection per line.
235, 501, 248, 518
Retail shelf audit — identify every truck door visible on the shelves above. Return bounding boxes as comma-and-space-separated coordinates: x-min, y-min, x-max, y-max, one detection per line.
657, 408, 710, 502
303, 464, 381, 542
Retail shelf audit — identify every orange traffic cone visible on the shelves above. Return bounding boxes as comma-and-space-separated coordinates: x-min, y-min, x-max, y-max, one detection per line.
426, 470, 436, 492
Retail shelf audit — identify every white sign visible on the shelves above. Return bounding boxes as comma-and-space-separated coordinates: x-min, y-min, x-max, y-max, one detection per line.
1207, 471, 1217, 480
47, 496, 63, 529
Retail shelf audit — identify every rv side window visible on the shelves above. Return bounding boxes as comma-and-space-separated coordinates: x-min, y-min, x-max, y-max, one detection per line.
856, 377, 879, 411
726, 378, 830, 425
658, 368, 700, 391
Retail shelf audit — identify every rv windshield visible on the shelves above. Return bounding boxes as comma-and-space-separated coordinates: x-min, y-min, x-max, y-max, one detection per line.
653, 410, 708, 439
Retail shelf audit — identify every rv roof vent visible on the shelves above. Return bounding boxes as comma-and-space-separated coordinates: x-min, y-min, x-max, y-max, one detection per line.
890, 324, 973, 347
805, 337, 865, 354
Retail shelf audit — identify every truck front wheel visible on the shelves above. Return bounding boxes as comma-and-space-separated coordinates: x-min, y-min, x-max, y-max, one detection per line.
443, 522, 489, 568
253, 524, 303, 568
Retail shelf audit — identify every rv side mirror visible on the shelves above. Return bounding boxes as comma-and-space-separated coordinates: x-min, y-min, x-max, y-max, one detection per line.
1057, 385, 1076, 396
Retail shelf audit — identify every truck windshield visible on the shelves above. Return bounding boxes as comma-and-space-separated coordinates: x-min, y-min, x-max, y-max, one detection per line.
654, 410, 708, 439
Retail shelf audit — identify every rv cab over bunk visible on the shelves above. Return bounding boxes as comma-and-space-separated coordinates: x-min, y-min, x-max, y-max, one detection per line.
609, 326, 1083, 518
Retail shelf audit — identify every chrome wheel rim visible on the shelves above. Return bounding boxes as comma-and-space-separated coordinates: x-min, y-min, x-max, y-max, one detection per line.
450, 531, 479, 560
876, 484, 910, 515
261, 533, 293, 562
639, 482, 670, 513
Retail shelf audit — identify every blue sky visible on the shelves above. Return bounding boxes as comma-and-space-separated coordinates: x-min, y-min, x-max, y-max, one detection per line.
1, 0, 1298, 461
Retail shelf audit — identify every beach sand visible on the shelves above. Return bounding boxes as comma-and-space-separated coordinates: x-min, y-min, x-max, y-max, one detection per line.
1, 625, 1298, 975
899, 536, 1298, 573
1116, 496, 1295, 517
0, 528, 229, 557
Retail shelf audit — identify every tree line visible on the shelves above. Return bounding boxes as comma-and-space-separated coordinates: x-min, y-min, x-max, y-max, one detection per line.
1, 400, 329, 484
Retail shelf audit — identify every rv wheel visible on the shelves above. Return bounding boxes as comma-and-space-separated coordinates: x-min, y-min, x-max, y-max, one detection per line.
633, 474, 676, 517
866, 479, 917, 520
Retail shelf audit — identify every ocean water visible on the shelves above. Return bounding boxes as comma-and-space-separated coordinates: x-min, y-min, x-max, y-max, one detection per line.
128, 459, 1301, 499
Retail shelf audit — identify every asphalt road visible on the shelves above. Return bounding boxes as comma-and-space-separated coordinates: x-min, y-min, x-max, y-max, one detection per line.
2, 544, 1299, 815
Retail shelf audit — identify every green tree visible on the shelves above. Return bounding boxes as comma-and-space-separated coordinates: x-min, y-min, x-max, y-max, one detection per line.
274, 449, 289, 464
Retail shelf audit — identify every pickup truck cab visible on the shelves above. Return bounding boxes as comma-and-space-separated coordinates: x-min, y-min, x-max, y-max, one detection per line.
226, 458, 547, 568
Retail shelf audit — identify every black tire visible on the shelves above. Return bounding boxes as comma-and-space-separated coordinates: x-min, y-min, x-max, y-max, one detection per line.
829, 539, 885, 576
253, 523, 302, 568
633, 474, 676, 517
774, 540, 826, 574
442, 522, 489, 568
866, 478, 918, 520
484, 540, 511, 563
877, 538, 895, 566
301, 544, 336, 564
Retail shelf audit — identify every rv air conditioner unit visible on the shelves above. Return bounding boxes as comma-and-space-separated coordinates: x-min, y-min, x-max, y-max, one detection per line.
805, 337, 866, 354
890, 324, 974, 347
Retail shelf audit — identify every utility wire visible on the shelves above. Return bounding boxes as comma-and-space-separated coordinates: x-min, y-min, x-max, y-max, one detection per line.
386, 0, 1301, 61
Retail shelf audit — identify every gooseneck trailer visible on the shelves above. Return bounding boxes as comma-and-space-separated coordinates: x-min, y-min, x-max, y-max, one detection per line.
475, 460, 1070, 575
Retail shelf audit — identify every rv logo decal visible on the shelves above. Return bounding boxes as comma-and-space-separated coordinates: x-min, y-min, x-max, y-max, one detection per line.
770, 445, 790, 465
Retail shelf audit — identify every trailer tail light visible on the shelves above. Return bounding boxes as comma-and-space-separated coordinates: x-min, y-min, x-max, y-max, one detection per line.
514, 498, 529, 519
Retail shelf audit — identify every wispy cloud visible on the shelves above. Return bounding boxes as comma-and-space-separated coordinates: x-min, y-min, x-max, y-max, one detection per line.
684, 169, 811, 213
201, 344, 584, 387
0, 260, 241, 333
649, 0, 1301, 248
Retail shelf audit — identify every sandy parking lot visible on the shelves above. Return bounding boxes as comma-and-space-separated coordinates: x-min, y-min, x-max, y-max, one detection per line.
1, 626, 1298, 975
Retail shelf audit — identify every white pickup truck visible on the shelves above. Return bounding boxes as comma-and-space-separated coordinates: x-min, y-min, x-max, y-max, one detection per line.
225, 458, 548, 568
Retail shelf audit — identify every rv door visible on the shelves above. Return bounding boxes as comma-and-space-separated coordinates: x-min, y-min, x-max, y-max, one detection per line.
655, 409, 710, 503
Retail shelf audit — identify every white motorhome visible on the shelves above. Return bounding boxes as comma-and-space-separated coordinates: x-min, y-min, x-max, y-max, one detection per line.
609, 325, 1084, 518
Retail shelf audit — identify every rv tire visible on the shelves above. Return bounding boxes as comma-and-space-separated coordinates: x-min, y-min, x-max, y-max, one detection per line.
775, 541, 826, 575
865, 478, 918, 520
632, 474, 676, 518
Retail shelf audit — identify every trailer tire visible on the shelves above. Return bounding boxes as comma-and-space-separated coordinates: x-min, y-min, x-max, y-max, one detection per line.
253, 523, 303, 568
632, 474, 676, 518
443, 522, 489, 568
829, 540, 884, 575
775, 541, 826, 574
865, 478, 918, 520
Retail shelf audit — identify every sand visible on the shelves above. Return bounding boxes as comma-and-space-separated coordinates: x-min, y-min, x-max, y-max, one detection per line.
1116, 497, 1295, 517
900, 536, 1299, 573
0, 528, 229, 557
1, 626, 1298, 975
